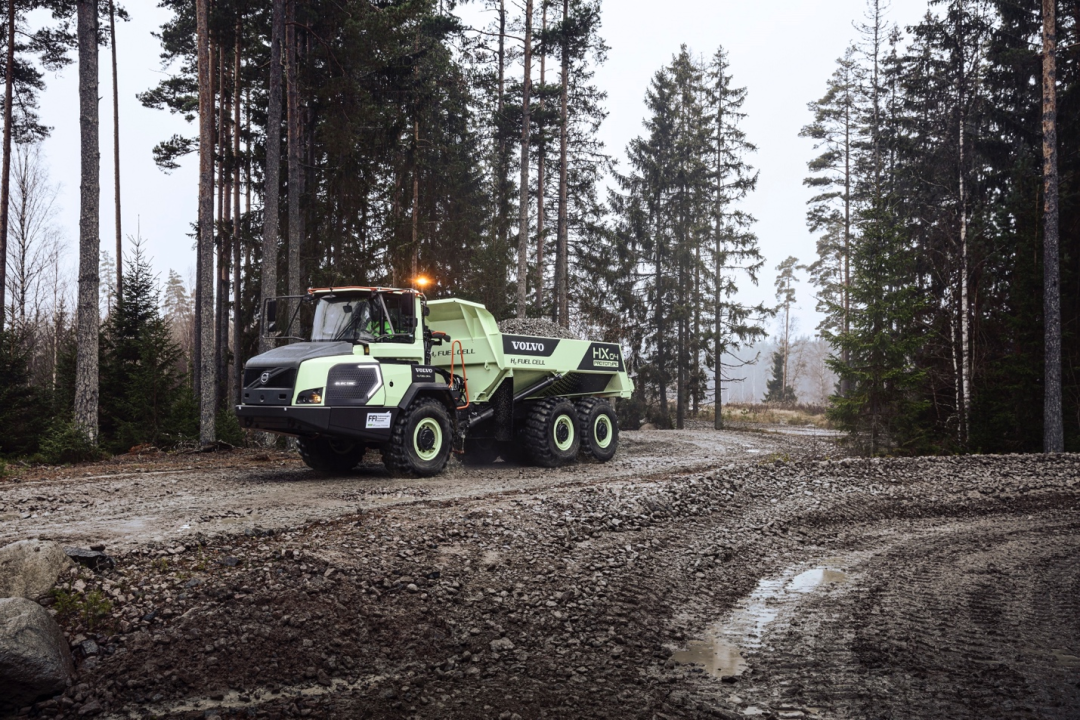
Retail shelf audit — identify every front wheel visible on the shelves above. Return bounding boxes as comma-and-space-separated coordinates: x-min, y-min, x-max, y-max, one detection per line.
576, 398, 619, 462
298, 436, 366, 473
383, 398, 453, 477
525, 398, 581, 468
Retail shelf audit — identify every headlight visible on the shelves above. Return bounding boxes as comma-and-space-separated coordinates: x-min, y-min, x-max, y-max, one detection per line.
296, 388, 324, 404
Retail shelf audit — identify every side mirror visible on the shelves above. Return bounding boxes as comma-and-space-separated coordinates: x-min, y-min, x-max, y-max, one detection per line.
265, 299, 278, 333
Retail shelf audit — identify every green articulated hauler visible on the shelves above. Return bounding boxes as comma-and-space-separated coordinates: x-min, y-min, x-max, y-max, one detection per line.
235, 286, 634, 477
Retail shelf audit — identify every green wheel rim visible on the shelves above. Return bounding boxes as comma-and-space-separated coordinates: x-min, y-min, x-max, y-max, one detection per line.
413, 418, 443, 461
593, 414, 613, 449
553, 414, 576, 452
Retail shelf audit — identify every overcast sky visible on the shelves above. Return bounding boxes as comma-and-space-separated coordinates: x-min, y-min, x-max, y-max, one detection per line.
31, 0, 932, 337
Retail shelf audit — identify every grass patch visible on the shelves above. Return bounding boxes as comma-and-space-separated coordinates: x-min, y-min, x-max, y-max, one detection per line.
50, 588, 113, 632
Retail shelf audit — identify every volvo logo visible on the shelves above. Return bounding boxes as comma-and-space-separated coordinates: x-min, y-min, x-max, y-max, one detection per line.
511, 341, 546, 352
260, 371, 271, 385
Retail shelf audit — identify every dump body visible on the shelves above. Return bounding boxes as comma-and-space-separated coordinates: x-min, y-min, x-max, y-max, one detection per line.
426, 298, 633, 404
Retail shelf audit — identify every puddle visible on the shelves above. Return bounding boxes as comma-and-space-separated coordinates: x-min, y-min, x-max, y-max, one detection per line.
670, 637, 747, 678
671, 558, 854, 679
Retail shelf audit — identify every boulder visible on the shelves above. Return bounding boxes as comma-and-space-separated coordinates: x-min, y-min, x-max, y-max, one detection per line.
0, 597, 76, 711
0, 540, 72, 600
63, 547, 114, 572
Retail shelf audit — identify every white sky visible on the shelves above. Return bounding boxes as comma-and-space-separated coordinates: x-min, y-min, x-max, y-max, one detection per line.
30, 0, 932, 336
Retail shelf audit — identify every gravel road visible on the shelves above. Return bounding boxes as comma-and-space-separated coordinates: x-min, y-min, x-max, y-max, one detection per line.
0, 427, 817, 551
4, 433, 1079, 720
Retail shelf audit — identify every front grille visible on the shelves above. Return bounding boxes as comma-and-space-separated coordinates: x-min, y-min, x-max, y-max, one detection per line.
244, 367, 297, 390
325, 364, 381, 406
242, 367, 297, 406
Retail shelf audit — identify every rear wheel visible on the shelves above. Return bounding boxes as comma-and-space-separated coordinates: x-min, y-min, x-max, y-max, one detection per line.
383, 398, 453, 477
298, 436, 366, 473
525, 398, 581, 468
576, 398, 619, 462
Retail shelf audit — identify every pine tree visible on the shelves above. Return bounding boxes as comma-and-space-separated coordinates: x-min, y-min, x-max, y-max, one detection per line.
74, 0, 100, 443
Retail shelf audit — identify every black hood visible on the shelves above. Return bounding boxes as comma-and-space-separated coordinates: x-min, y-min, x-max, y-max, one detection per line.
244, 342, 356, 370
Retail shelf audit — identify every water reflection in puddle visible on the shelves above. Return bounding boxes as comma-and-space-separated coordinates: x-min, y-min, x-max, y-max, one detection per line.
671, 560, 853, 679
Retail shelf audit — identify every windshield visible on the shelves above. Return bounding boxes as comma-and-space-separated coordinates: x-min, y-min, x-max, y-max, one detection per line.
311, 297, 376, 342
310, 294, 411, 343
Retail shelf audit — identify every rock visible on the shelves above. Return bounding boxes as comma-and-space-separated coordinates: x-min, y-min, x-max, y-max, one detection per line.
78, 640, 99, 657
88, 544, 106, 553
77, 700, 102, 716
63, 548, 114, 572
0, 540, 73, 600
640, 423, 657, 431
489, 637, 515, 653
218, 556, 240, 568
0, 597, 76, 710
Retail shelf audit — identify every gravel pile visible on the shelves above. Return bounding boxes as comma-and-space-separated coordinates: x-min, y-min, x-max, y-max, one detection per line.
497, 318, 580, 340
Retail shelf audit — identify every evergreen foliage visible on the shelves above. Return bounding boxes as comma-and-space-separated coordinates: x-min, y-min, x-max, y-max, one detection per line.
805, 0, 1079, 453
763, 352, 797, 405
0, 328, 50, 456
586, 45, 767, 429
98, 241, 196, 453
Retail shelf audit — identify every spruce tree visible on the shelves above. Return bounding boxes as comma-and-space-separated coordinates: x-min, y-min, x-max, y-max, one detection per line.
99, 241, 195, 453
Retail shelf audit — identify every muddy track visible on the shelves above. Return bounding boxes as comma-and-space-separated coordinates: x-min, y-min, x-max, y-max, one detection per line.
5, 443, 1079, 720
0, 427, 812, 551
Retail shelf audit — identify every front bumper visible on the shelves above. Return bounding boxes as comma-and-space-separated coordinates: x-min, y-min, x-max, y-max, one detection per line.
235, 404, 398, 443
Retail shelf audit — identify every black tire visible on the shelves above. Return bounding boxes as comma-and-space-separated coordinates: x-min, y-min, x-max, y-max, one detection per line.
576, 398, 619, 462
298, 436, 366, 473
382, 397, 453, 477
524, 397, 581, 468
460, 438, 501, 466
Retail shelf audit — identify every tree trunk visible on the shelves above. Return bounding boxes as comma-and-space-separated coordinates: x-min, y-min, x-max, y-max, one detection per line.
196, 0, 216, 445
554, 0, 569, 327
496, 0, 508, 296
1042, 0, 1063, 453
515, 0, 533, 318
535, 1, 546, 311
217, 49, 231, 409
655, 223, 667, 427
958, 102, 970, 445
713, 66, 724, 430
75, 0, 100, 441
109, 0, 121, 297
0, 0, 15, 331
411, 116, 419, 280
286, 0, 302, 302
840, 88, 851, 396
260, 0, 285, 352
232, 15, 242, 404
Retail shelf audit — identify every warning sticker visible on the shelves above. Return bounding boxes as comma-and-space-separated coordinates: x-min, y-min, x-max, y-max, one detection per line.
366, 412, 392, 430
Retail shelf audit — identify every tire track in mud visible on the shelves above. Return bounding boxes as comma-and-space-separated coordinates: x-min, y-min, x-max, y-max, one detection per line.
687, 511, 1080, 720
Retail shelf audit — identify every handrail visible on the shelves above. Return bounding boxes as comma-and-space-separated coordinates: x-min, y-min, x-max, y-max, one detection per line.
449, 340, 470, 410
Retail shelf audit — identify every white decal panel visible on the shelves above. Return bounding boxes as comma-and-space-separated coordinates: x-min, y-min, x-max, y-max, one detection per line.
366, 412, 392, 430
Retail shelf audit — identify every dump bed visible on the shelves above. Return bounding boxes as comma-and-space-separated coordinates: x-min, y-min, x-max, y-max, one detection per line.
426, 299, 633, 403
